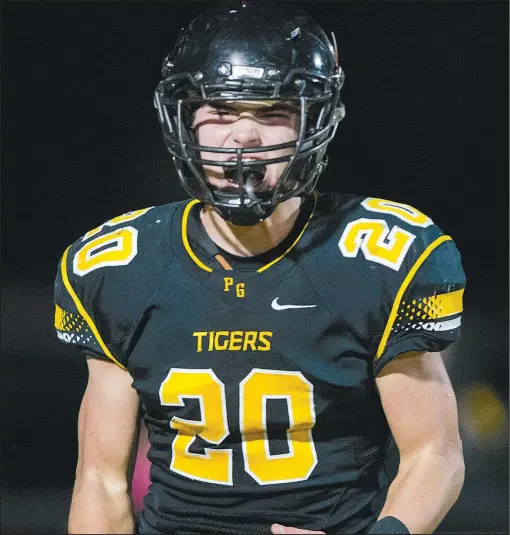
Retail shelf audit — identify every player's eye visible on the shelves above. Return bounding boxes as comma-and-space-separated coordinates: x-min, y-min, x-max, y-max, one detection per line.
258, 110, 296, 124
214, 109, 237, 117
261, 112, 288, 117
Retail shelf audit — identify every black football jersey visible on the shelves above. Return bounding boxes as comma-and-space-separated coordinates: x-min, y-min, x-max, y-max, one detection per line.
54, 193, 465, 535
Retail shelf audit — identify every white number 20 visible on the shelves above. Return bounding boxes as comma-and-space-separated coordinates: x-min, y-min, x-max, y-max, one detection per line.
73, 207, 152, 276
338, 198, 432, 271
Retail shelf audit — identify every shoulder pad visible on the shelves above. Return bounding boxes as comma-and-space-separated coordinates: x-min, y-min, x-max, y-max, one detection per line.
302, 195, 466, 371
53, 202, 182, 368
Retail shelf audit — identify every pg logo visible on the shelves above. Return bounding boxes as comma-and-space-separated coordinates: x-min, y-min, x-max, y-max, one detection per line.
224, 277, 245, 298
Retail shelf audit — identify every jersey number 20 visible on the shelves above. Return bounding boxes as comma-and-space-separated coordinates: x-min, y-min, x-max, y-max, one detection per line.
160, 368, 317, 486
338, 198, 432, 271
73, 208, 152, 276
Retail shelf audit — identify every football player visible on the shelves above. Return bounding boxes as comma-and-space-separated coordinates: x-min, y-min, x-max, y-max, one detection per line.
54, 2, 466, 534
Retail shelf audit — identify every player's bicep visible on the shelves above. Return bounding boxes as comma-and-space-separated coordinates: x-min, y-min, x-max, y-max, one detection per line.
375, 351, 462, 460
76, 357, 140, 487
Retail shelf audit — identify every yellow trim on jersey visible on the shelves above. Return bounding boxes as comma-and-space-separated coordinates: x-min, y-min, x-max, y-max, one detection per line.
54, 303, 66, 330
375, 235, 453, 360
182, 193, 317, 274
257, 192, 318, 273
60, 246, 127, 371
182, 199, 213, 273
425, 288, 464, 319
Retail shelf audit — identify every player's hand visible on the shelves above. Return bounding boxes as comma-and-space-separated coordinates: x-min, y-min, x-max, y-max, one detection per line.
271, 524, 326, 534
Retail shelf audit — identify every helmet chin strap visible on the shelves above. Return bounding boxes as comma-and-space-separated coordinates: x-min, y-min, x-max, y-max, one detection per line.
213, 166, 276, 226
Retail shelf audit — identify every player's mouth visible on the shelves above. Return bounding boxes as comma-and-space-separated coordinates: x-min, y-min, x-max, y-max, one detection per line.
221, 158, 268, 192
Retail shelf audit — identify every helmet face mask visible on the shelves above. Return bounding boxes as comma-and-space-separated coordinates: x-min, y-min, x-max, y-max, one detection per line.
154, 0, 346, 225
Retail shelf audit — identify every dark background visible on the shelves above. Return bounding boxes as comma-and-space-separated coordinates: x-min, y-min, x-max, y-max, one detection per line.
2, 1, 508, 533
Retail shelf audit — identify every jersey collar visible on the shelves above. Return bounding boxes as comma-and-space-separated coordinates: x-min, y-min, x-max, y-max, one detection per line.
180, 192, 317, 273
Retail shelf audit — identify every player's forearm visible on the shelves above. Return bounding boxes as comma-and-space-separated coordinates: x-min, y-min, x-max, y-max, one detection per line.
378, 445, 465, 534
68, 475, 135, 534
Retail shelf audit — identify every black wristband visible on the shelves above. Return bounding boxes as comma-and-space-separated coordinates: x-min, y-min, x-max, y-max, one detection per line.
367, 516, 410, 534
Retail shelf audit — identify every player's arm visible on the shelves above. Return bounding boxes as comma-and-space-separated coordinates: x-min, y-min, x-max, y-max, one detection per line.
374, 350, 465, 534
68, 357, 141, 534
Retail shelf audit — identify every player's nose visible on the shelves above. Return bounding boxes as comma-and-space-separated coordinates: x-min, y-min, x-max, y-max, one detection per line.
230, 116, 262, 147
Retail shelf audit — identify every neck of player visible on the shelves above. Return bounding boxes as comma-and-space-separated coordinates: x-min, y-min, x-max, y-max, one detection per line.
200, 196, 302, 258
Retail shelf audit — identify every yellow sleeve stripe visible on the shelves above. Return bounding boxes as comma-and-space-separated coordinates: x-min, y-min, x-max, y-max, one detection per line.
60, 246, 127, 371
427, 288, 464, 318
375, 235, 453, 360
182, 199, 213, 273
54, 303, 65, 329
257, 192, 318, 273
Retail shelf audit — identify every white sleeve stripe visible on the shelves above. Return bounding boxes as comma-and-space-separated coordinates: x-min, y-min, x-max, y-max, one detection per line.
413, 317, 462, 332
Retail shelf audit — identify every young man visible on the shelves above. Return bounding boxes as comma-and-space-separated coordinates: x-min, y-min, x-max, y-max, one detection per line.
54, 2, 466, 534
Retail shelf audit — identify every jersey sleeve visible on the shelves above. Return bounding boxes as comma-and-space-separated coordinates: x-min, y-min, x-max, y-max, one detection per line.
53, 245, 129, 370
373, 237, 466, 375
53, 204, 172, 371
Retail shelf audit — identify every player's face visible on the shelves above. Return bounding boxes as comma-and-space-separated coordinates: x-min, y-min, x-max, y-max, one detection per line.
192, 102, 299, 192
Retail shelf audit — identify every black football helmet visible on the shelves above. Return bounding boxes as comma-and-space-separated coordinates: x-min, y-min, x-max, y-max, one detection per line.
154, 0, 345, 225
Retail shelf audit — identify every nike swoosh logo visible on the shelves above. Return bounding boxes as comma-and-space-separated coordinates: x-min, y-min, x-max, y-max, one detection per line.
271, 297, 317, 310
